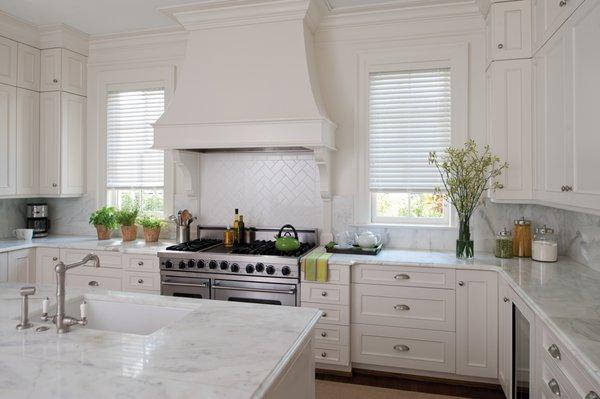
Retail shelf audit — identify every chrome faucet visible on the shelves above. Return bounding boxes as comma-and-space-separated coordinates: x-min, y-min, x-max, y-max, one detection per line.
41, 253, 100, 333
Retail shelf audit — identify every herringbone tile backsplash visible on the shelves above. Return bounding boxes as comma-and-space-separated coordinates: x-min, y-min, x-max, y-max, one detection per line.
199, 152, 322, 229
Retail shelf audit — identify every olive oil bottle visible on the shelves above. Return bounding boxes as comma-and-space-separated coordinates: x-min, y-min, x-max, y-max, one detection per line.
233, 209, 240, 244
237, 215, 245, 245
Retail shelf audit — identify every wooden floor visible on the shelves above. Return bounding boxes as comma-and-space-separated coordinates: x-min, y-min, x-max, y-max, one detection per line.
316, 369, 506, 399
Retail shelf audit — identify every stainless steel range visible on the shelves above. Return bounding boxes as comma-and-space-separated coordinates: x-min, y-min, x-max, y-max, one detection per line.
158, 226, 318, 306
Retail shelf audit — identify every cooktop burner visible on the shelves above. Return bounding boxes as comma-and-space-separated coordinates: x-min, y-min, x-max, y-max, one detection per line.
230, 240, 316, 257
165, 238, 222, 252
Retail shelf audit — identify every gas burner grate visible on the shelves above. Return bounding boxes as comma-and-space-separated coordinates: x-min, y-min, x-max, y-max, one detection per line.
166, 238, 222, 252
231, 240, 316, 257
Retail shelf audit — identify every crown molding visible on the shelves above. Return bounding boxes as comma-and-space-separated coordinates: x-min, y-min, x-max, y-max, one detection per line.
0, 10, 40, 47
38, 23, 89, 55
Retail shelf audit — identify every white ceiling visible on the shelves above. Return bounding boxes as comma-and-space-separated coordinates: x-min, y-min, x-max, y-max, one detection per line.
0, 0, 465, 36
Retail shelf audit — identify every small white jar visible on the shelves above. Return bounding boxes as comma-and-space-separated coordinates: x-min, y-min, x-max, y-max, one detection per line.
532, 225, 558, 262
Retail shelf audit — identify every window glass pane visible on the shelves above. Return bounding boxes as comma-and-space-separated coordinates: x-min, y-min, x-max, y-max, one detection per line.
374, 193, 410, 217
409, 193, 444, 218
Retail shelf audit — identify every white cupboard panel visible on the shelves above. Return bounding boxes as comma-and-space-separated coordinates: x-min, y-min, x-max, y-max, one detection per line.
0, 37, 17, 86
122, 254, 159, 272
301, 282, 349, 306
16, 88, 39, 195
61, 49, 86, 96
314, 324, 349, 346
67, 274, 122, 290
122, 271, 160, 292
16, 43, 40, 91
61, 93, 85, 195
490, 0, 532, 61
0, 83, 16, 196
35, 247, 60, 285
314, 343, 349, 366
301, 302, 349, 326
7, 249, 34, 283
352, 264, 455, 289
301, 263, 349, 285
39, 92, 61, 195
40, 48, 61, 92
60, 249, 122, 269
533, 0, 585, 52
0, 253, 7, 282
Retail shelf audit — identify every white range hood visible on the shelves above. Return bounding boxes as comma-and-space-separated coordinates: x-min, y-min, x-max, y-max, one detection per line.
154, 0, 336, 152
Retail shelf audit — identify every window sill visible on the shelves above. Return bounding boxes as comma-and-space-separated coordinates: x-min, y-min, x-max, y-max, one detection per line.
351, 223, 456, 231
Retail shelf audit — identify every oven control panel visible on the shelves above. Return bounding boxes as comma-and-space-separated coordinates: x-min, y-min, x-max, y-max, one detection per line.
159, 257, 298, 279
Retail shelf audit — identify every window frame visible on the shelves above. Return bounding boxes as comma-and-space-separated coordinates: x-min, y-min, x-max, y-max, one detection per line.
355, 44, 469, 227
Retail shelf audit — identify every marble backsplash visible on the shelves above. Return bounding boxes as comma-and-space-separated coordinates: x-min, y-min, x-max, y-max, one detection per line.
0, 199, 29, 239
332, 196, 600, 271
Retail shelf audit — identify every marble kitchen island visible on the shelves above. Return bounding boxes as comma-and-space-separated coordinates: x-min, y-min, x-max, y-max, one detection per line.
0, 283, 321, 399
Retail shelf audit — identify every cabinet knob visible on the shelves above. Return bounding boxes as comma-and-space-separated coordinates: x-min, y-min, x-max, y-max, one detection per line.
321, 311, 327, 318
561, 185, 566, 192
53, 79, 58, 83
321, 291, 328, 297
559, 0, 567, 6
88, 281, 99, 287
321, 352, 327, 358
548, 344, 562, 360
394, 273, 410, 280
458, 281, 465, 286
138, 261, 144, 266
547, 378, 561, 396
504, 297, 509, 303
586, 391, 599, 399
321, 331, 327, 337
393, 344, 410, 352
497, 43, 504, 49
566, 186, 573, 192
52, 257, 58, 261
52, 183, 57, 187
137, 279, 144, 284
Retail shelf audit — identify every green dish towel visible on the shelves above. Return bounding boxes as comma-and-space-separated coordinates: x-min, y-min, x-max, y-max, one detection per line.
302, 249, 332, 282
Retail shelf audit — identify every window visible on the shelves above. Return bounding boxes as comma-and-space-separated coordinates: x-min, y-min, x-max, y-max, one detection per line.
106, 88, 165, 216
369, 68, 451, 225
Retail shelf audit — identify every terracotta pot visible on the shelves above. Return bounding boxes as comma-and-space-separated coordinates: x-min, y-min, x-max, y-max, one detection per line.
143, 227, 161, 243
96, 225, 113, 240
121, 225, 138, 242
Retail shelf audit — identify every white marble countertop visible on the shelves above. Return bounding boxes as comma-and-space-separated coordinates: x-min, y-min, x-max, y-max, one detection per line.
0, 235, 174, 255
0, 283, 321, 398
329, 249, 600, 383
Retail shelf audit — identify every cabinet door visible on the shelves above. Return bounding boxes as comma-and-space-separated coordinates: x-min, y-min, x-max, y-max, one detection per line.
0, 37, 18, 86
16, 43, 40, 91
16, 88, 39, 195
61, 93, 85, 195
0, 253, 7, 282
533, 0, 585, 52
35, 247, 59, 285
7, 249, 34, 283
490, 0, 532, 61
455, 270, 498, 378
488, 59, 532, 201
0, 83, 17, 196
40, 48, 61, 92
39, 92, 61, 195
61, 49, 86, 96
498, 278, 513, 398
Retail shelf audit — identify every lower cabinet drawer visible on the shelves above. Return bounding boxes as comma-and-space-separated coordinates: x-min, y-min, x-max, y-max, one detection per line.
314, 324, 349, 346
301, 282, 349, 305
122, 254, 159, 272
540, 358, 578, 399
351, 324, 455, 373
301, 302, 349, 326
66, 274, 122, 290
60, 249, 122, 269
314, 343, 350, 366
122, 271, 160, 292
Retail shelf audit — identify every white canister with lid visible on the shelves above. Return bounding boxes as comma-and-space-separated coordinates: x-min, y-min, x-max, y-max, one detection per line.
532, 225, 558, 262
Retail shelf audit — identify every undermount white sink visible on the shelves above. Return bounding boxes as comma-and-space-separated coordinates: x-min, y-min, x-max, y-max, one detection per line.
36, 295, 194, 335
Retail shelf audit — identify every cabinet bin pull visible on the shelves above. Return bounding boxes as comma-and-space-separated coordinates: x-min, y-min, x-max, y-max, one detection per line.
548, 344, 561, 360
548, 379, 561, 397
394, 274, 410, 280
393, 344, 410, 352
393, 304, 410, 311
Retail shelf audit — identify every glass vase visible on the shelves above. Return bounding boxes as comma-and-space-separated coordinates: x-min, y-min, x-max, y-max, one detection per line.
456, 215, 474, 259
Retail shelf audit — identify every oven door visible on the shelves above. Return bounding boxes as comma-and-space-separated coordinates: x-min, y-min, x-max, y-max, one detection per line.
212, 279, 297, 306
161, 273, 210, 299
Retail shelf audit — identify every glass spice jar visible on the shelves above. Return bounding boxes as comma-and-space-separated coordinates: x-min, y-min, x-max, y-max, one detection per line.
532, 225, 558, 262
513, 217, 532, 257
495, 228, 514, 259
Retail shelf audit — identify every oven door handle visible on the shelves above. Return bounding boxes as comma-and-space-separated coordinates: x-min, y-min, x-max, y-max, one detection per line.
212, 284, 296, 295
162, 281, 208, 288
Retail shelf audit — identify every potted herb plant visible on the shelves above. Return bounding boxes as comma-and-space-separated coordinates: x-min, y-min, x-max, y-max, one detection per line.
137, 215, 165, 243
429, 139, 508, 259
89, 207, 119, 240
116, 204, 139, 242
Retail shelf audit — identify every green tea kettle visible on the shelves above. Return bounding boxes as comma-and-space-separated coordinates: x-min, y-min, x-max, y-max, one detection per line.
275, 224, 301, 252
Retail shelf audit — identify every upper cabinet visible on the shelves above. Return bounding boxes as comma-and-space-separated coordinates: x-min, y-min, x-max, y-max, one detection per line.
16, 43, 40, 91
0, 37, 18, 86
41, 48, 87, 96
532, 0, 585, 53
0, 83, 17, 196
487, 0, 532, 64
16, 88, 40, 196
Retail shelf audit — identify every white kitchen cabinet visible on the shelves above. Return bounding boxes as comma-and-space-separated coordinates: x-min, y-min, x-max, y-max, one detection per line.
16, 43, 40, 91
488, 0, 532, 63
498, 278, 513, 397
0, 37, 18, 86
487, 59, 533, 201
39, 92, 61, 195
41, 48, 87, 96
7, 249, 35, 283
532, 0, 585, 53
35, 247, 60, 285
0, 253, 7, 282
16, 88, 39, 196
0, 83, 17, 196
455, 270, 498, 379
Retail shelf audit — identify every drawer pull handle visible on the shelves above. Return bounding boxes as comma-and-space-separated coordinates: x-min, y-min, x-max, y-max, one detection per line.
548, 378, 561, 397
321, 331, 327, 337
138, 279, 144, 284
88, 281, 99, 287
138, 261, 144, 266
548, 344, 561, 360
321, 291, 328, 297
393, 344, 410, 352
321, 312, 327, 318
321, 352, 327, 358
394, 274, 410, 280
394, 304, 410, 311
586, 392, 599, 399
52, 257, 58, 261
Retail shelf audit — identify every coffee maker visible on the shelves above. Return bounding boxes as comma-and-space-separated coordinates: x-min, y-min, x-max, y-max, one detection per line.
26, 204, 49, 237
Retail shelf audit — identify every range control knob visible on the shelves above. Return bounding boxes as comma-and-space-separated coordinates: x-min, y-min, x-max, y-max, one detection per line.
187, 259, 196, 268
178, 261, 186, 270
281, 266, 291, 276
220, 261, 229, 270
230, 263, 240, 273
266, 265, 276, 275
246, 264, 255, 273
255, 263, 265, 273
164, 260, 173, 269
197, 260, 205, 268
209, 260, 218, 269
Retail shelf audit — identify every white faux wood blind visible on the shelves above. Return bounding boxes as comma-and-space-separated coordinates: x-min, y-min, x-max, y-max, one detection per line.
106, 89, 165, 188
369, 68, 451, 191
